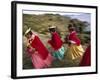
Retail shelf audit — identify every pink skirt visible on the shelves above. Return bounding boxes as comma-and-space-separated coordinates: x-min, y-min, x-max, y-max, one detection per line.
31, 52, 53, 69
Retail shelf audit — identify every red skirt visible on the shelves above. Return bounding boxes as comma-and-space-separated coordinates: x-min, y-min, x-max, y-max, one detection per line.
80, 45, 91, 66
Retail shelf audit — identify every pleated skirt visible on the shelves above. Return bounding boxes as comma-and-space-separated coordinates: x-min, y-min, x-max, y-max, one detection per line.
31, 52, 53, 69
68, 44, 84, 60
52, 46, 65, 60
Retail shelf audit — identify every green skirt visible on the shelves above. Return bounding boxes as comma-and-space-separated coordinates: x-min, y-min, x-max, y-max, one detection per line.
52, 46, 65, 60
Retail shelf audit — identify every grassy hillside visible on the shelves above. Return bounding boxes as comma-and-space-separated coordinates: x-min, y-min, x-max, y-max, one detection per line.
23, 14, 73, 35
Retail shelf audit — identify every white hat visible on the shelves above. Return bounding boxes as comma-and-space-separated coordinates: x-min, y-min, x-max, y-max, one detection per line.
24, 28, 31, 35
49, 25, 56, 29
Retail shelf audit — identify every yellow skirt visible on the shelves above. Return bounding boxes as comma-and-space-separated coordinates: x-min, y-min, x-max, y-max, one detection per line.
68, 44, 84, 60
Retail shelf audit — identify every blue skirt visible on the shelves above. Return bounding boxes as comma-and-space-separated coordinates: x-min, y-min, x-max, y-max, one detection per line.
52, 46, 65, 60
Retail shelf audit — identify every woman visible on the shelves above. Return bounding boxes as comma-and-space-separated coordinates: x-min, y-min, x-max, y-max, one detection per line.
48, 26, 65, 60
65, 24, 84, 60
25, 28, 53, 69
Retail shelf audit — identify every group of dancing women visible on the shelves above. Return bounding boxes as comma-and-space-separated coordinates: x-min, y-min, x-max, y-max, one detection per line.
25, 23, 90, 69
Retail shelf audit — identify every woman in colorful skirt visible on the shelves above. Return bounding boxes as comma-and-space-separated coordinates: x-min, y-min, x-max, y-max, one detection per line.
65, 24, 84, 60
48, 26, 65, 60
25, 28, 53, 69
